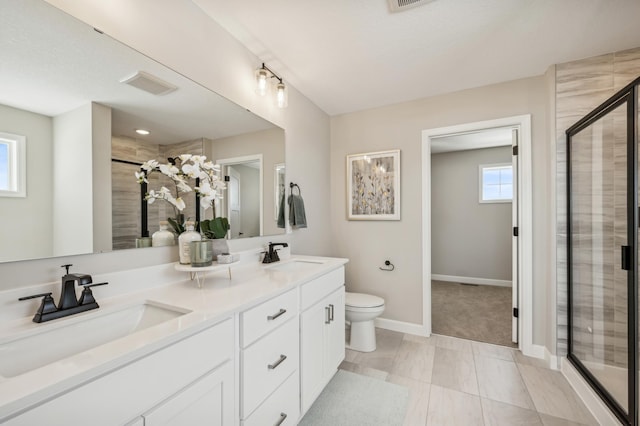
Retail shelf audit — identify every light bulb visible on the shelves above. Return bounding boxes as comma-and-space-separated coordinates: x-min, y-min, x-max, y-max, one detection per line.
255, 68, 268, 96
276, 82, 287, 108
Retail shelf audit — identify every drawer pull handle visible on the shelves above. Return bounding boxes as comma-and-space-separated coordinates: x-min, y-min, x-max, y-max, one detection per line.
325, 306, 331, 324
275, 412, 287, 426
268, 354, 287, 370
268, 308, 287, 321
329, 304, 334, 322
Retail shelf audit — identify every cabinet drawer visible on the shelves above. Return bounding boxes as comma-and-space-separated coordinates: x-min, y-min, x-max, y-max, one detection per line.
243, 371, 299, 426
300, 267, 344, 311
241, 288, 298, 348
242, 317, 299, 418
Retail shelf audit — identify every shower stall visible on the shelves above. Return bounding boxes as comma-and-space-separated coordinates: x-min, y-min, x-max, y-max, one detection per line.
567, 76, 640, 425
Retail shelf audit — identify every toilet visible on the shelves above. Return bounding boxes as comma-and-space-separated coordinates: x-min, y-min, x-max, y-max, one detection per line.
345, 292, 385, 352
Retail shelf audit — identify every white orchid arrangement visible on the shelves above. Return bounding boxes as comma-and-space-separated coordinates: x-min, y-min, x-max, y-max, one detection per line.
135, 154, 226, 221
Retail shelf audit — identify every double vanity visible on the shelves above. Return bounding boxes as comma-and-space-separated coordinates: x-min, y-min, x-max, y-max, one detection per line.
0, 253, 348, 425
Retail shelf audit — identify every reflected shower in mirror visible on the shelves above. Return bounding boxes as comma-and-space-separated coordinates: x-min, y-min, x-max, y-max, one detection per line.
0, 0, 284, 262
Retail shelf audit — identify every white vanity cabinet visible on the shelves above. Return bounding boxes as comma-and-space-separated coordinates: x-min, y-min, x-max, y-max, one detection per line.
240, 288, 300, 425
0, 259, 349, 426
299, 267, 345, 414
4, 319, 235, 426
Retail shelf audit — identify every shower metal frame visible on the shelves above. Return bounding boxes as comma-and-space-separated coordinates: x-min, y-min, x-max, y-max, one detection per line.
567, 76, 640, 426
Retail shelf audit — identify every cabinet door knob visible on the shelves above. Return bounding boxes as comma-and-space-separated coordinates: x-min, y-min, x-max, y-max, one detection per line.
325, 306, 331, 324
329, 304, 334, 322
267, 308, 287, 321
275, 412, 288, 426
268, 354, 287, 370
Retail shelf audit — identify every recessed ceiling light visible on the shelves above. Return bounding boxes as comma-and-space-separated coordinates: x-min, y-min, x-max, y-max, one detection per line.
136, 129, 150, 135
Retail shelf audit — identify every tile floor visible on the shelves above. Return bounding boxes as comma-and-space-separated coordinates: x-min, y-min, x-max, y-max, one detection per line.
340, 328, 600, 426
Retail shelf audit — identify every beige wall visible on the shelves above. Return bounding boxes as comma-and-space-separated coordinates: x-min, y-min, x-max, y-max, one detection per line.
331, 76, 550, 343
432, 146, 512, 281
52, 103, 94, 256
0, 104, 53, 261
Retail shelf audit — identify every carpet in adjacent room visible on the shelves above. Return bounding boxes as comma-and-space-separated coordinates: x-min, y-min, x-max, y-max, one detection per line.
299, 370, 409, 426
431, 280, 515, 347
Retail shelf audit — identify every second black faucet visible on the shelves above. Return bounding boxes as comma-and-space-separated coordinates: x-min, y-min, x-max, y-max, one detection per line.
263, 242, 289, 264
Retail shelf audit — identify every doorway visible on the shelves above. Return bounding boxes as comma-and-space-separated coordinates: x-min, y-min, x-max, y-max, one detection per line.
215, 154, 263, 239
430, 128, 517, 346
422, 115, 533, 353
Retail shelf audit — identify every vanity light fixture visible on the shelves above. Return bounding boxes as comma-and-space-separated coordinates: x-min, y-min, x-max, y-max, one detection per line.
255, 63, 288, 108
255, 67, 269, 96
276, 81, 288, 109
135, 129, 150, 135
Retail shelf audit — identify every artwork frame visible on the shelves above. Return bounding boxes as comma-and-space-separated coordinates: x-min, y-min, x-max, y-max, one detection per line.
347, 149, 400, 220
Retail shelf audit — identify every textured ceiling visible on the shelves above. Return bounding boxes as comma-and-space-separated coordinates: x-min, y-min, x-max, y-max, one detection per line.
193, 0, 640, 115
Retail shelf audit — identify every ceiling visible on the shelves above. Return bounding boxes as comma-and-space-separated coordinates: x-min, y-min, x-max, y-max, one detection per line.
193, 0, 640, 116
0, 0, 275, 145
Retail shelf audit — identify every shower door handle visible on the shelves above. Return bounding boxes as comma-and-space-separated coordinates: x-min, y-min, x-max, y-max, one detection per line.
621, 245, 631, 270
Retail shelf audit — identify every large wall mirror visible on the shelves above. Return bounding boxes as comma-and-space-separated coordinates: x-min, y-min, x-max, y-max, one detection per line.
0, 0, 285, 263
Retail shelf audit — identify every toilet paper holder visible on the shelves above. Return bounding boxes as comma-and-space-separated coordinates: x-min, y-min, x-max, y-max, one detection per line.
379, 260, 395, 271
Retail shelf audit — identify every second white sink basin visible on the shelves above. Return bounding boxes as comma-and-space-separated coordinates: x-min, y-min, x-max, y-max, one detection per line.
0, 302, 190, 378
267, 259, 326, 272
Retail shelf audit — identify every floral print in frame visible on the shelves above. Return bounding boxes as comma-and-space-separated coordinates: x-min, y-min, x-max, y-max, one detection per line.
347, 149, 400, 220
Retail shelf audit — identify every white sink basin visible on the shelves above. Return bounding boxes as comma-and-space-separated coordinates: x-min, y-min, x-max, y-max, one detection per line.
267, 259, 326, 272
0, 302, 190, 378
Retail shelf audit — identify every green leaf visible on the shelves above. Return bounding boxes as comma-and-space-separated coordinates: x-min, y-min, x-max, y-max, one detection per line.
200, 218, 229, 239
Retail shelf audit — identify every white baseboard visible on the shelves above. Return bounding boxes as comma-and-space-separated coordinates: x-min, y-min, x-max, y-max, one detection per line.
432, 274, 512, 288
561, 358, 621, 425
375, 317, 429, 336
523, 343, 545, 360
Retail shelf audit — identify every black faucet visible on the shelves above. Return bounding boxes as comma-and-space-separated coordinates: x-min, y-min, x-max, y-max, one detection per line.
263, 242, 289, 264
18, 264, 108, 323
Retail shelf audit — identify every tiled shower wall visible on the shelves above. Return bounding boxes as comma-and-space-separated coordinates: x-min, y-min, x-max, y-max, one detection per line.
556, 47, 640, 359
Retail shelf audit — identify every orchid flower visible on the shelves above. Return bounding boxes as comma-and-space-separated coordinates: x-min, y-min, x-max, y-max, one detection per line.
134, 171, 148, 184
190, 155, 204, 164
169, 196, 186, 211
175, 177, 192, 193
202, 161, 219, 171
136, 153, 227, 215
159, 163, 179, 178
141, 159, 158, 171
181, 163, 201, 179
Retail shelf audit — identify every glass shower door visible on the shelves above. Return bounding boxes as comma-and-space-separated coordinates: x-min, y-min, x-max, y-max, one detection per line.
568, 90, 635, 424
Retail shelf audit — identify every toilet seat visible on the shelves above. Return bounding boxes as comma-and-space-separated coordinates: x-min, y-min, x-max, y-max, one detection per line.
345, 292, 384, 309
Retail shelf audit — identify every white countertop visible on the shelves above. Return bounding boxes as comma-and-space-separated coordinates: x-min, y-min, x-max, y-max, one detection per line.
0, 254, 348, 420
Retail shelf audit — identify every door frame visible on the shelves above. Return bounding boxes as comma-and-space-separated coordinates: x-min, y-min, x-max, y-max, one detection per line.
215, 154, 264, 237
421, 115, 533, 355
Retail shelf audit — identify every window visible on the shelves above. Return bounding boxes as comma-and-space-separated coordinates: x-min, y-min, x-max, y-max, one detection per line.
479, 163, 512, 203
0, 132, 26, 197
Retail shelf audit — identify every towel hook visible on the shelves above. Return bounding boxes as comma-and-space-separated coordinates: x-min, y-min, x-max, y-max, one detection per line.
379, 260, 395, 271
289, 182, 301, 195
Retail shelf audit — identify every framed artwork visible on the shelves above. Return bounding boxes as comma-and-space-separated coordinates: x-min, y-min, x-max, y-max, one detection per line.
347, 149, 400, 220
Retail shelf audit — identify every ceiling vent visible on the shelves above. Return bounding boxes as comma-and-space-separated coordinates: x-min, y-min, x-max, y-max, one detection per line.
120, 71, 177, 96
388, 0, 436, 13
